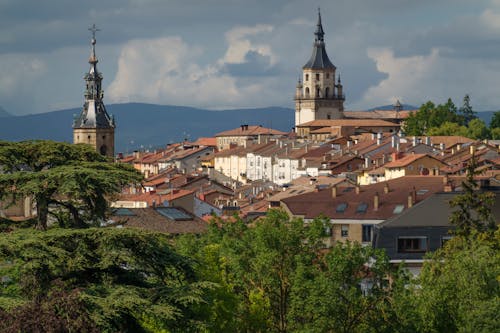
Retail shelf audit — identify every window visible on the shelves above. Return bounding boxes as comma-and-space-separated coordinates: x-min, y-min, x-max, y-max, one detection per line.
305, 74, 309, 81
305, 87, 310, 97
393, 205, 405, 214
397, 237, 428, 253
316, 73, 320, 81
356, 203, 368, 214
326, 73, 330, 79
341, 225, 349, 237
441, 235, 453, 247
362, 225, 373, 243
336, 203, 348, 213
325, 87, 330, 98
327, 114, 331, 119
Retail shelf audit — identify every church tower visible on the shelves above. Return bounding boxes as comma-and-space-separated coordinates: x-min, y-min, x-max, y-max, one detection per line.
295, 9, 344, 130
73, 24, 115, 158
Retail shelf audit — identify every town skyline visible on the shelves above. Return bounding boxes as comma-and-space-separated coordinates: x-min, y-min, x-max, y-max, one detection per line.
1, 0, 499, 115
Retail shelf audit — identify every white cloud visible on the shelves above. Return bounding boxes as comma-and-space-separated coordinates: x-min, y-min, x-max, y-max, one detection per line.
221, 24, 276, 65
0, 55, 46, 95
352, 47, 500, 110
106, 33, 285, 109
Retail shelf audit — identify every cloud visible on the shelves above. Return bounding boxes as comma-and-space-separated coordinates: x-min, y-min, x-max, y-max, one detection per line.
352, 47, 500, 110
106, 34, 280, 109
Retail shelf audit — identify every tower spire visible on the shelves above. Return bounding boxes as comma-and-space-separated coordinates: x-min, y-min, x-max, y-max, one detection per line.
315, 7, 325, 42
73, 24, 115, 157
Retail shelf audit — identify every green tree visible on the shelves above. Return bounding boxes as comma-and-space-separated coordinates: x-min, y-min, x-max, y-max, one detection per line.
0, 228, 209, 332
427, 122, 468, 136
412, 231, 500, 333
449, 157, 497, 237
0, 140, 142, 230
490, 111, 500, 129
403, 99, 463, 135
458, 94, 476, 125
467, 118, 490, 139
491, 127, 500, 139
289, 242, 407, 333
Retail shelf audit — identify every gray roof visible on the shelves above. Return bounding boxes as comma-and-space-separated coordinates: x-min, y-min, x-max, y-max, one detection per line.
378, 189, 500, 229
303, 10, 336, 70
74, 100, 114, 129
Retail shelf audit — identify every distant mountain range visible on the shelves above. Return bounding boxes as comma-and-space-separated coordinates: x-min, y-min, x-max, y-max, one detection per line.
0, 103, 496, 153
0, 103, 294, 153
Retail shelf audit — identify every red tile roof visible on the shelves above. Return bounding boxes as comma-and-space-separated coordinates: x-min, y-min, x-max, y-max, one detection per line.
215, 125, 286, 137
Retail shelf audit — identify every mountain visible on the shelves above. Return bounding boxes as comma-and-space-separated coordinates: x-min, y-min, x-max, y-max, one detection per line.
0, 106, 12, 118
0, 103, 294, 153
368, 104, 418, 111
476, 111, 497, 125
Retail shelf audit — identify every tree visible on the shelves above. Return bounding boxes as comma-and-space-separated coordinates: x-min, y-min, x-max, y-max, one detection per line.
403, 99, 463, 136
491, 127, 500, 140
467, 118, 490, 139
458, 94, 476, 125
0, 228, 209, 332
412, 231, 500, 333
490, 111, 500, 129
449, 157, 497, 237
288, 242, 407, 333
427, 122, 468, 137
0, 140, 142, 230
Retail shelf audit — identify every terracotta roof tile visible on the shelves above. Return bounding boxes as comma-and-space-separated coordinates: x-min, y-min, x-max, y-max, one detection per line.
215, 125, 286, 137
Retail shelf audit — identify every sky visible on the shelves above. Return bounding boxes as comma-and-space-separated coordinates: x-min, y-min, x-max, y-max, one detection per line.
0, 0, 499, 115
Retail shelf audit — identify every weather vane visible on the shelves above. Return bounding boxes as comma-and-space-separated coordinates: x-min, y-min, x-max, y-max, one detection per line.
88, 24, 100, 40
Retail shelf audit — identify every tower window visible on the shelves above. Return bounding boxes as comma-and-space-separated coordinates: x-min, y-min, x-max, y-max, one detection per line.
326, 73, 330, 79
316, 87, 321, 98
305, 74, 309, 81
102, 135, 106, 140
305, 87, 310, 98
316, 73, 320, 81
325, 87, 330, 98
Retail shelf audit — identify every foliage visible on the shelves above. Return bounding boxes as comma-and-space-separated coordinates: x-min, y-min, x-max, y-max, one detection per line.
490, 111, 500, 129
458, 94, 476, 125
449, 157, 497, 236
289, 242, 407, 333
175, 211, 406, 333
412, 231, 500, 333
403, 99, 464, 136
467, 118, 490, 139
491, 127, 500, 140
0, 140, 142, 230
427, 121, 468, 137
0, 228, 209, 332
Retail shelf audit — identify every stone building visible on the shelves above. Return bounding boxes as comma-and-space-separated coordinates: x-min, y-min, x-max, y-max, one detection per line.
295, 9, 345, 130
73, 25, 115, 158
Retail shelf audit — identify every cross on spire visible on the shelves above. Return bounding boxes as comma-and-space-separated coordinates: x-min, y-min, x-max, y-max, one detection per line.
89, 24, 100, 41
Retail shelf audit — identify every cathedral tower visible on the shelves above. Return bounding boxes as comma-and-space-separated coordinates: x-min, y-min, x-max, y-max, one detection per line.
295, 9, 345, 130
73, 24, 115, 157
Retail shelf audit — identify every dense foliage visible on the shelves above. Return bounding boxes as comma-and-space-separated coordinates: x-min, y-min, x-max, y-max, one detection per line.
0, 140, 142, 230
0, 228, 209, 332
403, 96, 498, 140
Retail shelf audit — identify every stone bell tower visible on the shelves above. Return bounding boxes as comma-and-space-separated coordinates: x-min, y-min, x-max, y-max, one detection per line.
294, 9, 345, 130
73, 24, 115, 157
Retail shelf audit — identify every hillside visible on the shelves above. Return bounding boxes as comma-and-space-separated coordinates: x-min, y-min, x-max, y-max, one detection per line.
0, 103, 294, 153
0, 106, 12, 118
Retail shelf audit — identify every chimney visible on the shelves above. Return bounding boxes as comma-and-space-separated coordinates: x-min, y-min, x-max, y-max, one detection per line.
371, 133, 376, 140
364, 157, 370, 168
374, 192, 379, 211
391, 135, 396, 148
377, 132, 382, 145
439, 142, 445, 151
384, 182, 389, 194
443, 174, 449, 185
347, 140, 352, 148
470, 145, 476, 155
355, 185, 360, 194
332, 185, 337, 198
412, 136, 417, 147
425, 136, 431, 145
258, 134, 261, 144
408, 192, 413, 208
241, 124, 244, 131
280, 141, 283, 148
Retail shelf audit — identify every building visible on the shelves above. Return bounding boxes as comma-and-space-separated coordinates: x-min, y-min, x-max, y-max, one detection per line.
280, 176, 458, 246
373, 183, 500, 275
215, 125, 286, 150
294, 9, 345, 129
73, 25, 115, 157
